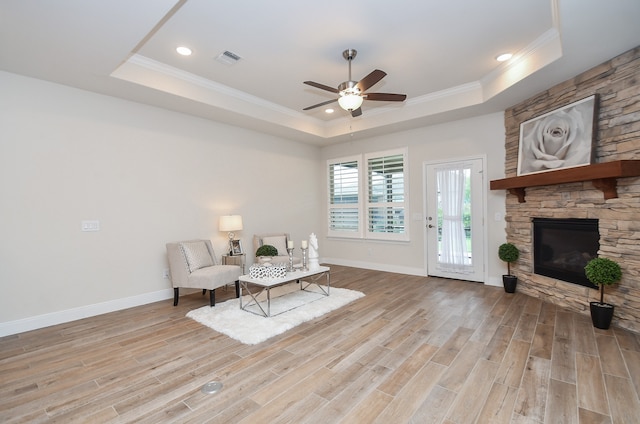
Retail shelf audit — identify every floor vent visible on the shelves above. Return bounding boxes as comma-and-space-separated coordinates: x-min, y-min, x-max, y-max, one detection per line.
201, 381, 223, 394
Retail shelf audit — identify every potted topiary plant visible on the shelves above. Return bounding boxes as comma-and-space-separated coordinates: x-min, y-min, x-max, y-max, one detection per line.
255, 244, 278, 265
584, 257, 622, 329
498, 242, 520, 293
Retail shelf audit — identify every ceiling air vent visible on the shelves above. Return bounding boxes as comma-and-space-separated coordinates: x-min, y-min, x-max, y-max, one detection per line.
215, 50, 242, 65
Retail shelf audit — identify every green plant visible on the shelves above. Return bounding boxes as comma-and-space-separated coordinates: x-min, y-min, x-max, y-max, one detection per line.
585, 257, 622, 304
256, 244, 278, 257
498, 243, 520, 275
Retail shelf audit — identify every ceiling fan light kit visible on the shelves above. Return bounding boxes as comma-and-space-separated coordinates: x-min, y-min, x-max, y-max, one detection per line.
303, 49, 406, 117
338, 93, 363, 111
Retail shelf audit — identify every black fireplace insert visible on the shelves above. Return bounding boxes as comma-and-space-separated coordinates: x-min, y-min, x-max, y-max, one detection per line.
532, 218, 599, 289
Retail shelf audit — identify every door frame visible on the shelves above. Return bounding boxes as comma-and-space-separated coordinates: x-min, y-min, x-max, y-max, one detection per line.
422, 155, 489, 283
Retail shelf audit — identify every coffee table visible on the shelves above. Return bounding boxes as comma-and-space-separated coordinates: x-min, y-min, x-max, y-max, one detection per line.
238, 266, 330, 317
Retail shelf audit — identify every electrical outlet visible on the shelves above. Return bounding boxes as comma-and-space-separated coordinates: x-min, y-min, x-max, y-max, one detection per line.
163, 269, 170, 279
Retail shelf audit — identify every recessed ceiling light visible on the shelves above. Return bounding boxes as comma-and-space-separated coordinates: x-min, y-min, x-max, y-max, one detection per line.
496, 53, 512, 62
325, 108, 334, 114
176, 46, 192, 56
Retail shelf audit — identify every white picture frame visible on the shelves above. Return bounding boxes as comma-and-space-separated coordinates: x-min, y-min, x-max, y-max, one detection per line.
230, 239, 243, 255
517, 95, 597, 176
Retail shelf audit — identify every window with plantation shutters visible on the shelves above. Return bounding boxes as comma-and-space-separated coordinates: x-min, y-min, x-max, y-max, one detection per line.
328, 156, 361, 237
366, 149, 408, 240
327, 148, 408, 241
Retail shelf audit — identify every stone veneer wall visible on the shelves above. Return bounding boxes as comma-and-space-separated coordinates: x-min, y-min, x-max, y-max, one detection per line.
502, 46, 640, 333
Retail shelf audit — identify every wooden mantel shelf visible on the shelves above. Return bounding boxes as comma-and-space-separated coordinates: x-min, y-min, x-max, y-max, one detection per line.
489, 160, 640, 203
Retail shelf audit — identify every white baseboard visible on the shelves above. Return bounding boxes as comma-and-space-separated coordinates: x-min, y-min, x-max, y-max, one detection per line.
0, 289, 174, 338
323, 257, 504, 288
322, 257, 427, 277
485, 276, 503, 288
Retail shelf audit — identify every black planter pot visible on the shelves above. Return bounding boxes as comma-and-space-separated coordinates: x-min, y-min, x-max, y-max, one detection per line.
502, 275, 517, 293
590, 302, 615, 329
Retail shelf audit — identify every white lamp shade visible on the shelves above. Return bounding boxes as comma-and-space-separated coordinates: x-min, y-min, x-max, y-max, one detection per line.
338, 93, 363, 111
219, 215, 243, 232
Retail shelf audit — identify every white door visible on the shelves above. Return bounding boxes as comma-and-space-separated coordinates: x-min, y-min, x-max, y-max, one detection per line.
424, 158, 485, 282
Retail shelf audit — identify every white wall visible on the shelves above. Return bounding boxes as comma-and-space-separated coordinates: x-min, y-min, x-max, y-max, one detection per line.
0, 71, 321, 335
319, 113, 508, 283
0, 70, 509, 337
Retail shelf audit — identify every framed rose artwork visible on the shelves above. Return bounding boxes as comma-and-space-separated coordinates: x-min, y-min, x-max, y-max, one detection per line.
517, 95, 598, 176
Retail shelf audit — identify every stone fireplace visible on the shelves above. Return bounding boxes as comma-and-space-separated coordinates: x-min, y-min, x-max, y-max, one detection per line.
498, 46, 640, 334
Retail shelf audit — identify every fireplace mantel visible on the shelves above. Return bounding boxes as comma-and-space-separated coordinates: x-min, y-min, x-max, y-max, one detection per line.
490, 160, 640, 202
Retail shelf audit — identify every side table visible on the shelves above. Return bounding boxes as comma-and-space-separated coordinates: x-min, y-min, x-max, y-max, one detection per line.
222, 253, 245, 273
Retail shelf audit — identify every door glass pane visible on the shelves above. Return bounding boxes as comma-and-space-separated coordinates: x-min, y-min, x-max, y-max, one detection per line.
436, 167, 472, 268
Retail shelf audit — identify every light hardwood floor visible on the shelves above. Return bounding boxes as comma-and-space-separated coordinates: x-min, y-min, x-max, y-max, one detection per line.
2, 265, 640, 423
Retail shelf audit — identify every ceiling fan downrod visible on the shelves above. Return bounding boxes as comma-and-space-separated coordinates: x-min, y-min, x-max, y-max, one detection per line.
339, 49, 359, 94
343, 49, 357, 80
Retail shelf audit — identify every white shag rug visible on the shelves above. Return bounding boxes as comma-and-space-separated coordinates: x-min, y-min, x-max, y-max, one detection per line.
186, 285, 364, 345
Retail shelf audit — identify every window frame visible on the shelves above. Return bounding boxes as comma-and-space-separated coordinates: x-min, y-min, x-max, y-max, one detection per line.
365, 148, 409, 241
327, 155, 363, 239
327, 148, 409, 241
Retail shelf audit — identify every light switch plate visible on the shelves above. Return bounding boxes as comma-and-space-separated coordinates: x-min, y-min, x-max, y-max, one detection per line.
81, 220, 100, 231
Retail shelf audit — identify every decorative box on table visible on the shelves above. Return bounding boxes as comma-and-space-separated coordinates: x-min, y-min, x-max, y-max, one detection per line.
248, 264, 287, 279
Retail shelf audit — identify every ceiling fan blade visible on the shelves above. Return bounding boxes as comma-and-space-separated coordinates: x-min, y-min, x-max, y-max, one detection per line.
365, 93, 407, 102
355, 69, 386, 92
303, 98, 337, 110
351, 107, 363, 117
304, 81, 339, 93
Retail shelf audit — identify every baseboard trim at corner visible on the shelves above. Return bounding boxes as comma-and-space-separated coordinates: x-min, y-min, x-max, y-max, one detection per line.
0, 289, 174, 338
322, 258, 500, 287
485, 277, 503, 288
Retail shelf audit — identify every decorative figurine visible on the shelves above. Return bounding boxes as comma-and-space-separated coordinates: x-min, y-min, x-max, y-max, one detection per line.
308, 233, 319, 270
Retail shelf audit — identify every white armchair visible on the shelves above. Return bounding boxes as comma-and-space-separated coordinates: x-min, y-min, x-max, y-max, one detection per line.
166, 239, 242, 306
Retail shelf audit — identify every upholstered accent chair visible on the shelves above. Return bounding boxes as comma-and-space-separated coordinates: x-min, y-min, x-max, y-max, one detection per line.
166, 239, 242, 306
253, 233, 302, 265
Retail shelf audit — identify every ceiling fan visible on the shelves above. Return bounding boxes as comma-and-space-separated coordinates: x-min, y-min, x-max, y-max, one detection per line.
303, 49, 407, 117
